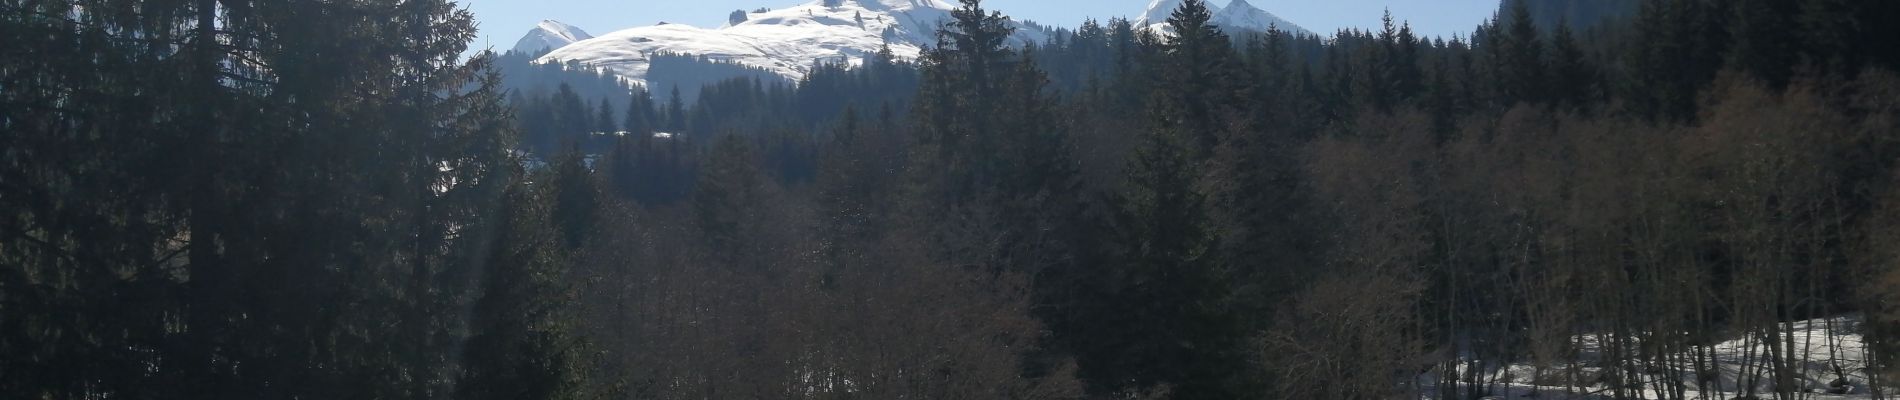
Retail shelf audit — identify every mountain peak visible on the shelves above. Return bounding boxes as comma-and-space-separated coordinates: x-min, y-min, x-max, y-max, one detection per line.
1211, 0, 1312, 36
513, 20, 593, 54
1138, 0, 1309, 36
1138, 0, 1221, 27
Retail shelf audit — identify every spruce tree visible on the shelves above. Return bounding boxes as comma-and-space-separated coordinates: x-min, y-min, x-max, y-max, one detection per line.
694, 134, 765, 259
1160, 0, 1243, 153
1095, 118, 1219, 397
624, 88, 655, 136
1729, 0, 1798, 87
1549, 19, 1595, 110
1391, 20, 1423, 104
595, 97, 618, 135
665, 86, 687, 133
816, 108, 904, 276
549, 147, 598, 249
910, 0, 1018, 202
459, 183, 588, 400
1797, 0, 1861, 76
1497, 0, 1547, 105
0, 0, 520, 396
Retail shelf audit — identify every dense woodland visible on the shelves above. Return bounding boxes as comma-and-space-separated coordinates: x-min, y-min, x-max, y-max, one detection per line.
6, 0, 1900, 398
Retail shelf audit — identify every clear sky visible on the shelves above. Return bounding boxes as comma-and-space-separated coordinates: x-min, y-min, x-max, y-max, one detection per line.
461, 0, 1503, 53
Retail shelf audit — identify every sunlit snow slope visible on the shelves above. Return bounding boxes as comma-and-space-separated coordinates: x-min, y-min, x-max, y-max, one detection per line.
511, 20, 594, 55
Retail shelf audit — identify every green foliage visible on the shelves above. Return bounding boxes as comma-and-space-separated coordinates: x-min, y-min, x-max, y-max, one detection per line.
460, 182, 589, 400
550, 147, 599, 249
1160, 0, 1242, 152
0, 0, 573, 396
1099, 121, 1219, 395
694, 134, 766, 256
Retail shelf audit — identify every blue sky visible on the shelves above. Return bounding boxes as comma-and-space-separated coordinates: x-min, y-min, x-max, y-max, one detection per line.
461, 0, 1503, 53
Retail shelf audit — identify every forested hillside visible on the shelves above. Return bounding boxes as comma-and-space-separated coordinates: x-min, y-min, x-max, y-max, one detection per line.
6, 0, 1900, 399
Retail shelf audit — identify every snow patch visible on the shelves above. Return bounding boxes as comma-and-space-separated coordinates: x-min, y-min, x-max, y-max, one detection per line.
1425, 315, 1891, 399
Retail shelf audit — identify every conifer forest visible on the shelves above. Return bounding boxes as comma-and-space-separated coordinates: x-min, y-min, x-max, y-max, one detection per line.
6, 0, 1900, 398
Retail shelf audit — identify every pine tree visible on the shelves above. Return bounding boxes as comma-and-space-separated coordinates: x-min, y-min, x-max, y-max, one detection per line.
1353, 11, 1415, 112
0, 0, 518, 396
549, 147, 597, 249
549, 83, 590, 152
1160, 0, 1243, 152
458, 183, 588, 400
909, 0, 1019, 202
664, 86, 687, 133
595, 97, 617, 135
623, 88, 655, 136
694, 134, 765, 259
816, 108, 901, 271
1548, 19, 1595, 110
1095, 119, 1219, 396
0, 0, 189, 395
1625, 0, 1674, 120
1797, 0, 1847, 73
946, 0, 1014, 102
1497, 0, 1547, 105
1729, 0, 1799, 87
1392, 20, 1423, 103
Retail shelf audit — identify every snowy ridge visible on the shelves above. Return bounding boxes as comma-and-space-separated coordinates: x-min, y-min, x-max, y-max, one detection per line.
532, 0, 1049, 88
511, 20, 594, 54
1135, 0, 1219, 28
1210, 0, 1311, 36
1138, 0, 1311, 36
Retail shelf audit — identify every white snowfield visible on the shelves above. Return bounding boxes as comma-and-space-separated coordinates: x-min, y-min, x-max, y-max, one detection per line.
1429, 315, 1891, 400
512, 20, 594, 55
529, 0, 1048, 88
1136, 0, 1312, 37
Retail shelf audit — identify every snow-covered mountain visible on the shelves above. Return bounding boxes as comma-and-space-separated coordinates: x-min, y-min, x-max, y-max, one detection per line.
517, 0, 1311, 89
1135, 0, 1218, 28
1210, 0, 1310, 36
530, 0, 1049, 88
512, 20, 594, 55
1137, 0, 1311, 36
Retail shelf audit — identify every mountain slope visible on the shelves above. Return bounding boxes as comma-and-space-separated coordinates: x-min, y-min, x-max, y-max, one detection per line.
1137, 0, 1311, 36
512, 20, 594, 54
532, 0, 1048, 88
1135, 0, 1220, 27
1210, 0, 1311, 36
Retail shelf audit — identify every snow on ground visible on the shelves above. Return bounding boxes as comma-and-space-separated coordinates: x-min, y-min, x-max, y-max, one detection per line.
1425, 315, 1889, 399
